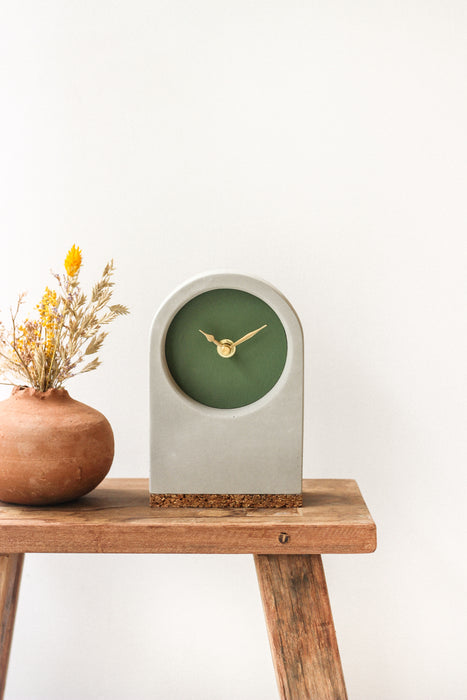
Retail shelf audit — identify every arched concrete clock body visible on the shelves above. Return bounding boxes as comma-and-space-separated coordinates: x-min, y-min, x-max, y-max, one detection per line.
149, 272, 303, 503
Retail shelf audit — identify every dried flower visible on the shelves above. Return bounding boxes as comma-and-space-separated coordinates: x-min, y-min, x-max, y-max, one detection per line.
0, 246, 129, 391
64, 244, 82, 277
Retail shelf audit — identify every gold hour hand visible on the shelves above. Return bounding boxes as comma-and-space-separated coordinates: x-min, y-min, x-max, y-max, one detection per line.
233, 324, 267, 347
199, 329, 221, 346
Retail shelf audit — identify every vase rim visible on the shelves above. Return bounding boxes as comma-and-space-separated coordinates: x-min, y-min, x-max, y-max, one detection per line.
11, 386, 71, 400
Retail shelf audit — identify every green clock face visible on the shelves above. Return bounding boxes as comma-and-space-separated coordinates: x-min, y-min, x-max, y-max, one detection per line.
165, 288, 287, 409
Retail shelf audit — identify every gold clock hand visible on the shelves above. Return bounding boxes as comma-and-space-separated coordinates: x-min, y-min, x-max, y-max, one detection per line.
199, 329, 221, 346
233, 324, 267, 347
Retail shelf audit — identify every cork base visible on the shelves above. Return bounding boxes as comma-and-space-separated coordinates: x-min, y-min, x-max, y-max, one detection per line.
149, 492, 303, 508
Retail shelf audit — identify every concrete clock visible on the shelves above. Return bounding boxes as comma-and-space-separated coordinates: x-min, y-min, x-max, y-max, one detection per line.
149, 272, 303, 508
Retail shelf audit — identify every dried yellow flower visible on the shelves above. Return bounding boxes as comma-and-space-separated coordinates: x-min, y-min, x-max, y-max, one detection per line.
64, 245, 82, 277
36, 287, 60, 359
0, 247, 128, 391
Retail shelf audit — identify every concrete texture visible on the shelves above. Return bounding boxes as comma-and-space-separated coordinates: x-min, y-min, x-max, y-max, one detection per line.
150, 272, 303, 495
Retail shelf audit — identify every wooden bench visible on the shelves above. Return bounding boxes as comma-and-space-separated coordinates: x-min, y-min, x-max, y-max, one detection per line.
0, 478, 376, 699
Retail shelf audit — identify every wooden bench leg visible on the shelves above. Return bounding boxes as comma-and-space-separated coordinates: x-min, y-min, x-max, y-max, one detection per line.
0, 554, 24, 700
254, 554, 347, 700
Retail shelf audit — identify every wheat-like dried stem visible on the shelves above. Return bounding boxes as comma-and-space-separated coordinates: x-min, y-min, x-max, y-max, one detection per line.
0, 249, 128, 391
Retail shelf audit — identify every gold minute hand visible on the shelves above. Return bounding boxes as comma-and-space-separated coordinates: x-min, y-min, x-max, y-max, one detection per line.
199, 330, 221, 346
233, 324, 267, 347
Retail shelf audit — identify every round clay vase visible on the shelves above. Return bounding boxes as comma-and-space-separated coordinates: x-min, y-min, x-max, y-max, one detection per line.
0, 386, 114, 505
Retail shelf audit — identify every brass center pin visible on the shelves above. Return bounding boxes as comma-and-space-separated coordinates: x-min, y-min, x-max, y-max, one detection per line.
217, 340, 236, 358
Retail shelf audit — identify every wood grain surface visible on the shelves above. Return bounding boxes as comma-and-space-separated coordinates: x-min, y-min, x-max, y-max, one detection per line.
255, 554, 348, 700
0, 479, 376, 554
0, 553, 24, 698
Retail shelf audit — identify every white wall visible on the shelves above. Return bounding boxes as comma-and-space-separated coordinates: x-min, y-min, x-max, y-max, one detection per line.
1, 1, 466, 698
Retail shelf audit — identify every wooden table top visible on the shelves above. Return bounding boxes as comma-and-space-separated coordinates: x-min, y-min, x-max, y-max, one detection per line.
0, 479, 376, 555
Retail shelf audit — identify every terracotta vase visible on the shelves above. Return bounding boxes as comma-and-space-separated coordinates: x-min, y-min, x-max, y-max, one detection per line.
0, 386, 114, 505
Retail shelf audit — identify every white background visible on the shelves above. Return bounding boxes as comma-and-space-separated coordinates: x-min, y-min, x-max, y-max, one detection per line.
1, 1, 466, 698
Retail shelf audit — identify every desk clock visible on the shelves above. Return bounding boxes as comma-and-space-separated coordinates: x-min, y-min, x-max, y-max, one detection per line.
149, 272, 303, 507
